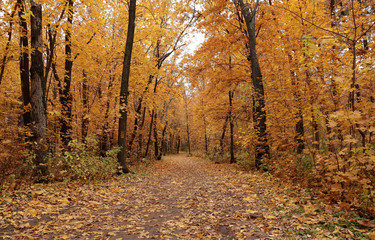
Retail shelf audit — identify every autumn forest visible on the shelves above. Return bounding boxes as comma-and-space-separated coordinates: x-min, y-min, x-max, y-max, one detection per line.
1, 0, 375, 239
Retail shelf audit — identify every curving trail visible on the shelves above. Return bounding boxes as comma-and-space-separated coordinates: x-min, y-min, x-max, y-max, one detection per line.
1, 154, 301, 239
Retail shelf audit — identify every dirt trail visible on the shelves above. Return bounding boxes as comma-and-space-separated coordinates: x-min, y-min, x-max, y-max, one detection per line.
1, 154, 294, 239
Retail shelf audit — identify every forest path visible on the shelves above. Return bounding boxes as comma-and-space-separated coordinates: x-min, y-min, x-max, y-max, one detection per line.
2, 154, 313, 239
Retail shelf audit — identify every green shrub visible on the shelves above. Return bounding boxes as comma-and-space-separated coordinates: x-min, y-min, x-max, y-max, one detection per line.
50, 136, 120, 182
296, 154, 315, 173
236, 150, 254, 171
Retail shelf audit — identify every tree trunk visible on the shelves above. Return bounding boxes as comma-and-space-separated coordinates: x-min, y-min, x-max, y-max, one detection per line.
312, 114, 320, 150
204, 117, 208, 155
237, 0, 269, 169
168, 133, 173, 154
30, 2, 47, 177
288, 54, 305, 154
81, 70, 89, 140
117, 0, 136, 173
201, 98, 209, 155
144, 110, 154, 158
100, 78, 114, 155
176, 135, 180, 154
100, 100, 111, 156
186, 108, 191, 156
18, 0, 32, 127
136, 106, 146, 159
154, 113, 161, 160
295, 111, 305, 154
229, 90, 236, 164
220, 115, 229, 155
127, 75, 153, 153
60, 0, 74, 146
160, 121, 168, 156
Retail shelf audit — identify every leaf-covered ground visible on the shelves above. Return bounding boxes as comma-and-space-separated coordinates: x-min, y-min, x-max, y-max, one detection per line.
1, 154, 375, 239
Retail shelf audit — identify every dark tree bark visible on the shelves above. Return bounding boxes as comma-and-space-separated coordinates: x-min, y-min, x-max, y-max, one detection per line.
144, 76, 160, 158
312, 114, 320, 150
128, 101, 143, 153
200, 98, 209, 155
81, 71, 89, 140
45, 4, 66, 100
229, 90, 236, 164
18, 0, 32, 126
220, 115, 229, 155
167, 133, 173, 154
136, 106, 147, 159
128, 75, 154, 153
100, 77, 116, 155
185, 104, 191, 156
236, 0, 269, 169
203, 117, 208, 155
160, 121, 168, 156
295, 110, 305, 154
30, 1, 47, 177
144, 110, 154, 158
60, 0, 74, 146
176, 135, 180, 154
153, 113, 161, 160
117, 0, 136, 173
288, 55, 305, 154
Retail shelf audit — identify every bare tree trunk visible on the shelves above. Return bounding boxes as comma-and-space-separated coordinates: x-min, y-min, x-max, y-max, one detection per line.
117, 0, 136, 173
237, 0, 269, 169
287, 54, 305, 154
220, 115, 229, 155
81, 70, 89, 140
144, 110, 154, 158
154, 113, 161, 160
144, 78, 159, 158
100, 79, 114, 155
100, 101, 111, 156
136, 106, 146, 159
201, 98, 209, 155
160, 121, 168, 156
128, 75, 153, 153
229, 90, 236, 164
295, 110, 305, 154
176, 135, 180, 154
204, 117, 208, 155
30, 1, 47, 177
186, 108, 191, 156
18, 0, 32, 126
312, 114, 320, 150
60, 0, 74, 146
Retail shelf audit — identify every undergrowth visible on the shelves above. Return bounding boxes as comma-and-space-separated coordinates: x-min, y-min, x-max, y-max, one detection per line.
0, 135, 121, 193
49, 136, 120, 182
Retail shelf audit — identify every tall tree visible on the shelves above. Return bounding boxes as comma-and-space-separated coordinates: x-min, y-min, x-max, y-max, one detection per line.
235, 0, 269, 169
117, 0, 137, 173
60, 0, 74, 146
18, 0, 31, 127
30, 1, 47, 177
229, 90, 236, 163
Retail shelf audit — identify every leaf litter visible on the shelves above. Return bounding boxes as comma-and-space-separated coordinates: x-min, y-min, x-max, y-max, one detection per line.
1, 154, 375, 239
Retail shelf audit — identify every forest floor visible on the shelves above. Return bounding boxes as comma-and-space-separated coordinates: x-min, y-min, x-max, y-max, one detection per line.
1, 153, 375, 239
